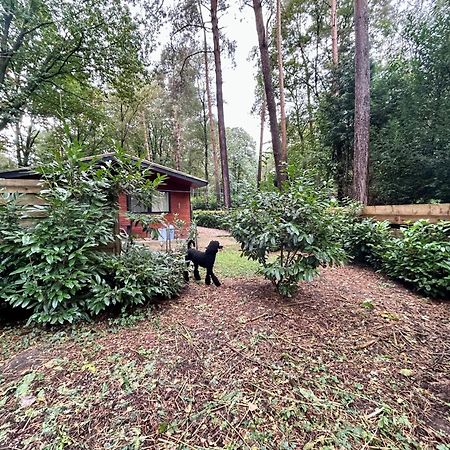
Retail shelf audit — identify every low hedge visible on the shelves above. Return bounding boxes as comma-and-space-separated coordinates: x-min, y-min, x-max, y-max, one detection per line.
344, 218, 450, 298
193, 209, 231, 230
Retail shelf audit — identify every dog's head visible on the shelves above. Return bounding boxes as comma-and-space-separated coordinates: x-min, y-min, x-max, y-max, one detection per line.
205, 240, 223, 254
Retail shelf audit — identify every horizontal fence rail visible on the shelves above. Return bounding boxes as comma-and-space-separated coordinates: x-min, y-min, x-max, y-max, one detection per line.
0, 179, 47, 227
0, 178, 43, 193
361, 203, 450, 224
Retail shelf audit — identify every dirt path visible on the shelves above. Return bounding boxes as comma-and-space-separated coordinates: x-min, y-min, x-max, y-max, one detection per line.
1, 264, 449, 449
136, 226, 236, 252
194, 226, 238, 249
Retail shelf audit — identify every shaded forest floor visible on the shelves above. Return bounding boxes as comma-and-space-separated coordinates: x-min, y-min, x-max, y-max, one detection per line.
1, 264, 449, 450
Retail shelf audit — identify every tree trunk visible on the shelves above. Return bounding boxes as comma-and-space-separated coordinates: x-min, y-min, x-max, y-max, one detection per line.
253, 0, 285, 187
257, 97, 266, 188
14, 119, 38, 166
174, 107, 182, 170
352, 0, 370, 204
211, 0, 231, 208
14, 121, 22, 166
331, 0, 339, 66
201, 15, 221, 205
200, 89, 209, 199
276, 0, 287, 164
142, 111, 151, 160
299, 43, 314, 138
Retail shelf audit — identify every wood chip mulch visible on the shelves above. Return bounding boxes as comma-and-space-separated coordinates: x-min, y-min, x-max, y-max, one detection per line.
0, 265, 449, 449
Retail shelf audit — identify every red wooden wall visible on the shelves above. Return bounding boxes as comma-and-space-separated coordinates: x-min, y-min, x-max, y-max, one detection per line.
118, 185, 192, 238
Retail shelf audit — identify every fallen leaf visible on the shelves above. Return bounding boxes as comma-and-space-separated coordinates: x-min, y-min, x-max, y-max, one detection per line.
248, 402, 258, 412
19, 395, 36, 408
380, 311, 400, 321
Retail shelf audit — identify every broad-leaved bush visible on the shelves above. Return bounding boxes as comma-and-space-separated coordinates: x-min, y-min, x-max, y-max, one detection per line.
343, 218, 392, 268
231, 176, 352, 296
89, 247, 185, 315
382, 220, 450, 297
193, 209, 231, 230
344, 218, 450, 298
0, 146, 184, 324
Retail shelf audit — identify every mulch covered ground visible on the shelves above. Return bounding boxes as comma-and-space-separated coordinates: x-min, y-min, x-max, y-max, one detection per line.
1, 266, 449, 449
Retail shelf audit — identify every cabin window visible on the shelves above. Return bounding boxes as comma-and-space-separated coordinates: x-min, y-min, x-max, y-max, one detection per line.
128, 191, 170, 213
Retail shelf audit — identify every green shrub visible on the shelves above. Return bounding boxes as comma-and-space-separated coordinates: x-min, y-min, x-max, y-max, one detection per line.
89, 247, 185, 315
0, 189, 115, 324
191, 195, 219, 211
343, 218, 392, 268
0, 145, 183, 324
231, 177, 351, 296
381, 220, 450, 298
344, 218, 450, 298
193, 209, 231, 230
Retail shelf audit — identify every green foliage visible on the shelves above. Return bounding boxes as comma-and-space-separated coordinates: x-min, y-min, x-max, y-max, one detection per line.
126, 212, 164, 239
344, 218, 450, 298
0, 153, 16, 169
191, 195, 219, 211
317, 53, 356, 199
89, 247, 185, 316
0, 187, 115, 324
193, 210, 231, 230
0, 145, 182, 324
226, 127, 257, 197
381, 220, 450, 298
0, 0, 146, 131
231, 176, 350, 296
286, 0, 449, 204
343, 218, 392, 268
370, 2, 450, 204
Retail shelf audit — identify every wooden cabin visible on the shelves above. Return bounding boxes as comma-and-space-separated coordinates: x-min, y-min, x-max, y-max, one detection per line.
0, 153, 208, 238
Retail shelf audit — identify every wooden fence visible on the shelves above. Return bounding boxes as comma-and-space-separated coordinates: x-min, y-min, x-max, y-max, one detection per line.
361, 203, 450, 225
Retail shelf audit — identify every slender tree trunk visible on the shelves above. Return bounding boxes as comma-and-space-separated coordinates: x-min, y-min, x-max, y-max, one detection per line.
299, 43, 314, 137
120, 103, 126, 148
200, 89, 209, 200
257, 97, 266, 188
142, 111, 151, 160
211, 0, 231, 208
276, 0, 287, 164
14, 121, 22, 166
174, 108, 182, 170
23, 121, 38, 166
331, 0, 340, 99
14, 119, 38, 166
253, 0, 285, 187
331, 0, 339, 66
201, 16, 221, 205
352, 0, 370, 204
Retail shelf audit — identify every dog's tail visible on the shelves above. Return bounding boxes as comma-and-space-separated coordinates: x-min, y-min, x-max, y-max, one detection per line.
186, 239, 196, 249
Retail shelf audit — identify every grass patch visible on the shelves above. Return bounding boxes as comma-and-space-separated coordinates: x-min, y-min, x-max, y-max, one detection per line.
215, 249, 261, 278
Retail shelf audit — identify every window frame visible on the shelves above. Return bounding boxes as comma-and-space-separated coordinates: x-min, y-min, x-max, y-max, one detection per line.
127, 191, 170, 214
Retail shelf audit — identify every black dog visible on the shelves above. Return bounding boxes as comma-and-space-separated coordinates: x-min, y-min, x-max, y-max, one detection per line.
184, 240, 222, 286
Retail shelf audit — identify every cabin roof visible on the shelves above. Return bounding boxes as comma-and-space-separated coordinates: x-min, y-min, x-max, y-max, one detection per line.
0, 152, 208, 188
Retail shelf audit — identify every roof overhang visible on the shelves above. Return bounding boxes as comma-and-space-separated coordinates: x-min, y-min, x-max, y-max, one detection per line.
0, 152, 208, 189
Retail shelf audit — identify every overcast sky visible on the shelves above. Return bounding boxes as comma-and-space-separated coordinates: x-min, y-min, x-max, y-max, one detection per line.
219, 3, 261, 147
154, 1, 263, 148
